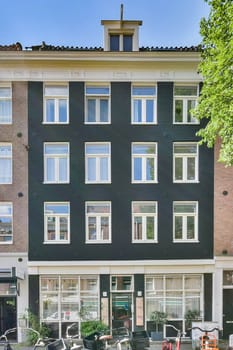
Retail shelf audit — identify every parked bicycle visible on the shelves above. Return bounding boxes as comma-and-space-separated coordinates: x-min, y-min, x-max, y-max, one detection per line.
162, 325, 186, 350
0, 328, 17, 350
190, 326, 220, 350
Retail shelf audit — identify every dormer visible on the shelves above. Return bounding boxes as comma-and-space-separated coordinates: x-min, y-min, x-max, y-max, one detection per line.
101, 6, 142, 52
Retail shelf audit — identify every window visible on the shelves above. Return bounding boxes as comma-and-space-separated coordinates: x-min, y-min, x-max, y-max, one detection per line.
85, 143, 111, 183
44, 143, 69, 183
173, 143, 198, 182
110, 34, 133, 51
86, 202, 111, 243
0, 85, 12, 124
132, 85, 156, 124
173, 202, 198, 242
145, 274, 203, 331
174, 85, 198, 124
0, 144, 12, 184
44, 202, 70, 243
0, 203, 13, 244
132, 202, 157, 242
132, 143, 157, 183
40, 275, 99, 339
111, 276, 133, 291
85, 85, 110, 123
44, 84, 68, 123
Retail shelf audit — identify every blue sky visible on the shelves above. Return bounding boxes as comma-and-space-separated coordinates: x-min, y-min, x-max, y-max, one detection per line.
1, 0, 209, 49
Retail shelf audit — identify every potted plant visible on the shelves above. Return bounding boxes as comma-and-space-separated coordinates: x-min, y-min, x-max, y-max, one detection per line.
185, 309, 201, 336
150, 311, 168, 341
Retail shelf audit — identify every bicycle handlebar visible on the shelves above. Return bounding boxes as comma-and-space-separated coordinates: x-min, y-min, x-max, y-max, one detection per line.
190, 327, 220, 333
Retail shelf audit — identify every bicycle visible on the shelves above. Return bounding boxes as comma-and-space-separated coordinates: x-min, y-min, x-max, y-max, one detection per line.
190, 326, 220, 350
162, 325, 186, 350
0, 328, 17, 350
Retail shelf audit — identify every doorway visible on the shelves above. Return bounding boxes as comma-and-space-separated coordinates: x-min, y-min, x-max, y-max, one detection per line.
223, 289, 233, 338
0, 297, 17, 338
111, 293, 132, 330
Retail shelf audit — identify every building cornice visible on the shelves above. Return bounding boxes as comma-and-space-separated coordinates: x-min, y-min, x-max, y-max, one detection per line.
0, 50, 201, 63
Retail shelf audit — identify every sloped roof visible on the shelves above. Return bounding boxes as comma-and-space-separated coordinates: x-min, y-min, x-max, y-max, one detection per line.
25, 41, 201, 52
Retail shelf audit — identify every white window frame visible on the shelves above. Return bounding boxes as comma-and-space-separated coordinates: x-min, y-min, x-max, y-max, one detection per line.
132, 201, 158, 243
44, 84, 69, 124
44, 142, 70, 184
0, 143, 12, 184
132, 142, 157, 183
173, 84, 199, 124
85, 84, 110, 124
173, 201, 198, 242
0, 84, 12, 124
44, 202, 70, 244
0, 202, 13, 244
132, 85, 157, 124
109, 34, 133, 51
173, 142, 199, 183
85, 201, 111, 243
85, 142, 111, 183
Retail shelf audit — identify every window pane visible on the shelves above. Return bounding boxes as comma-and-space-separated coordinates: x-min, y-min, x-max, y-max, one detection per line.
175, 100, 183, 122
0, 159, 12, 183
174, 144, 197, 154
134, 217, 142, 239
101, 217, 109, 240
47, 217, 55, 240
45, 86, 68, 96
146, 217, 154, 239
187, 157, 195, 180
59, 158, 68, 181
133, 144, 156, 154
187, 216, 195, 239
187, 100, 197, 122
133, 100, 142, 122
133, 202, 156, 213
123, 35, 132, 51
175, 157, 183, 180
0, 101, 11, 123
45, 204, 69, 214
46, 158, 55, 181
174, 86, 197, 96
86, 86, 109, 95
87, 203, 110, 214
100, 157, 108, 181
0, 87, 11, 98
87, 158, 96, 181
174, 203, 196, 213
146, 100, 154, 122
175, 216, 183, 239
110, 35, 119, 51
88, 217, 96, 240
58, 99, 67, 123
45, 144, 68, 154
133, 86, 156, 95
87, 99, 96, 122
46, 100, 55, 122
100, 99, 108, 122
60, 217, 68, 240
86, 144, 109, 154
134, 158, 142, 180
146, 158, 154, 180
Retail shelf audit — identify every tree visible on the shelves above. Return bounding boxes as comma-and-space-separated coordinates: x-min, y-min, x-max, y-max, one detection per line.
194, 0, 233, 166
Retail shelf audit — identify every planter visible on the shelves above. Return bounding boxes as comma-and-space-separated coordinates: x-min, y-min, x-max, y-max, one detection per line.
151, 331, 163, 341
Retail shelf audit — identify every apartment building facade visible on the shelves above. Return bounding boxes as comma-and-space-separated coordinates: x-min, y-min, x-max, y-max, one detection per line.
0, 43, 28, 339
0, 15, 232, 340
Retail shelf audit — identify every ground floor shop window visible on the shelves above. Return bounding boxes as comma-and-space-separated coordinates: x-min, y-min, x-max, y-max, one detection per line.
40, 275, 99, 338
145, 274, 203, 335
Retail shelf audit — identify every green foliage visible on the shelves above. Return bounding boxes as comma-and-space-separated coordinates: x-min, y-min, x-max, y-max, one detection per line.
184, 309, 201, 329
81, 320, 109, 337
194, 0, 233, 166
26, 311, 51, 345
150, 311, 168, 332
